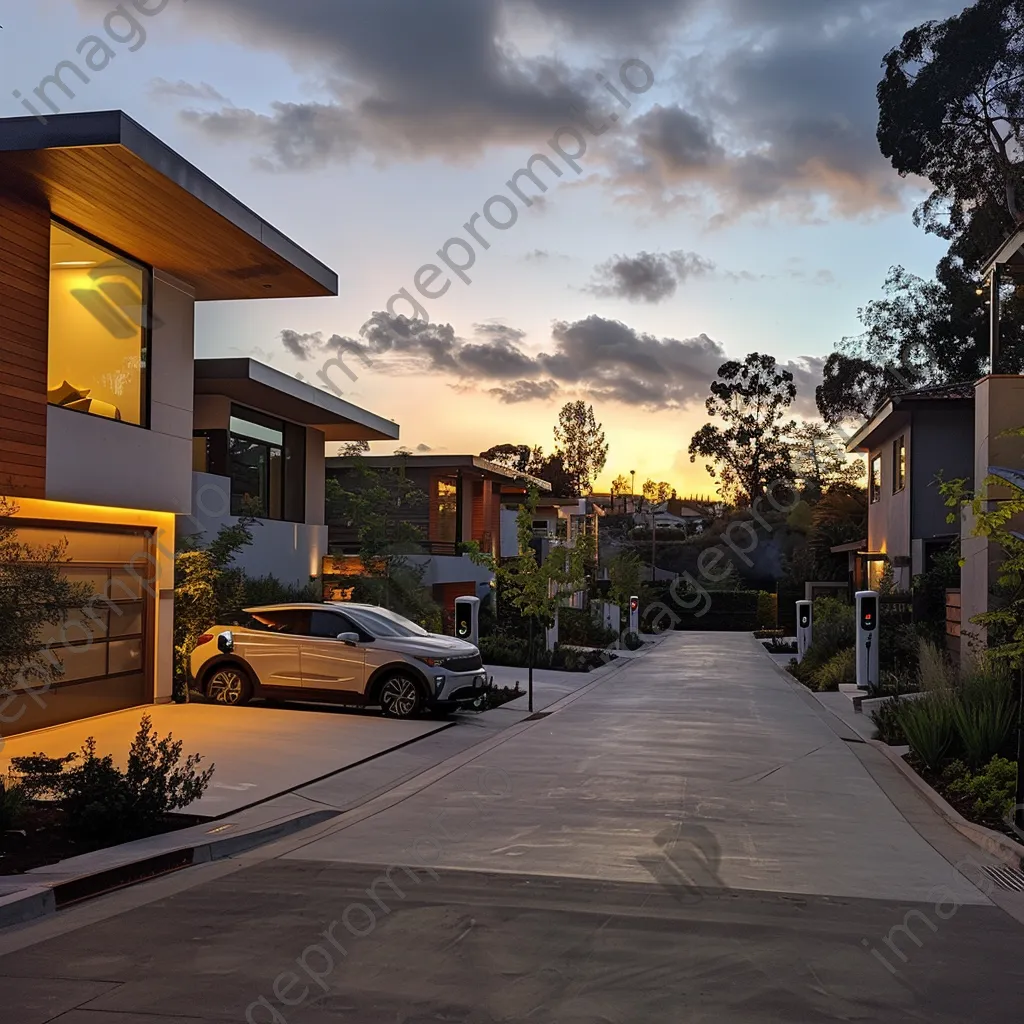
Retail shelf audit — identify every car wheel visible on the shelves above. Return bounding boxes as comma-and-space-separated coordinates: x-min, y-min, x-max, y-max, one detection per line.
205, 664, 254, 706
378, 673, 424, 719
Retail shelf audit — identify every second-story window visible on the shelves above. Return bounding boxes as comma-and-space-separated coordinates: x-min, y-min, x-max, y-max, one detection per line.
48, 220, 151, 427
870, 454, 882, 503
893, 435, 906, 493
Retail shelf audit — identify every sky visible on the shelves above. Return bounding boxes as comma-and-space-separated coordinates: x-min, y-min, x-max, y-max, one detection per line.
0, 0, 968, 493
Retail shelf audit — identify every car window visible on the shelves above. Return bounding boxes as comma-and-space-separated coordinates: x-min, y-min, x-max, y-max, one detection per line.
346, 607, 428, 637
309, 609, 374, 642
248, 609, 310, 634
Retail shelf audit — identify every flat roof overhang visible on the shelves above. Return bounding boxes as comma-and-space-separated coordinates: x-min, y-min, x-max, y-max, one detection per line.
982, 225, 1024, 282
196, 358, 398, 442
327, 454, 552, 491
0, 110, 338, 300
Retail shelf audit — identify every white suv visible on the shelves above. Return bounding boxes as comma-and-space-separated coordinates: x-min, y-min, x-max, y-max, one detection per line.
190, 603, 487, 719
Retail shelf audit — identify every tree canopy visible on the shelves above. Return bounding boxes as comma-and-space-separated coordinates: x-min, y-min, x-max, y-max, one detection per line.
553, 401, 609, 496
689, 353, 797, 505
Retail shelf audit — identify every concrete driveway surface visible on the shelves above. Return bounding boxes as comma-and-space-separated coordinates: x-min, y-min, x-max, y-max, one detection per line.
1, 632, 1023, 1022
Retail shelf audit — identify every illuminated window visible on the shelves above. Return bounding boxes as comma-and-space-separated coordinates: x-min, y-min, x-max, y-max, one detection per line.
870, 455, 882, 503
893, 435, 906, 492
434, 478, 458, 543
48, 221, 150, 426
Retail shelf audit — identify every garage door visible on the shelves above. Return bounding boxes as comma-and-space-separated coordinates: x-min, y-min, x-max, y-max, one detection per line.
3, 523, 153, 736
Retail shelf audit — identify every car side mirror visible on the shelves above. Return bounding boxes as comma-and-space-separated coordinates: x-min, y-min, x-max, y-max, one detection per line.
337, 632, 360, 644
218, 630, 234, 654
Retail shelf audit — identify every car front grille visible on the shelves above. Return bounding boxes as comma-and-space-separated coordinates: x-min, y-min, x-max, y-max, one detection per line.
445, 654, 483, 672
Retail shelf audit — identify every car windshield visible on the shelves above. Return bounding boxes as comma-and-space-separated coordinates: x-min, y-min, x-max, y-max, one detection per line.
343, 606, 430, 638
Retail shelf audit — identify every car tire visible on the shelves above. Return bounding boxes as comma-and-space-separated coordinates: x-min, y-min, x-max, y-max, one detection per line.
204, 663, 255, 707
378, 673, 424, 719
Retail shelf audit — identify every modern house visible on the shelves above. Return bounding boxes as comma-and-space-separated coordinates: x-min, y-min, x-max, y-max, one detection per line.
844, 382, 976, 591
182, 358, 398, 587
323, 454, 553, 611
0, 110, 339, 735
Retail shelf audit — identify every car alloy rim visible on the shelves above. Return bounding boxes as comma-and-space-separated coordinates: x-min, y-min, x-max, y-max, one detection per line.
209, 669, 244, 705
381, 676, 418, 716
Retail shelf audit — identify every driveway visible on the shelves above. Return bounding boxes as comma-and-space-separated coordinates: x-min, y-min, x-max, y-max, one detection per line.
1, 633, 1022, 1023
0, 703, 451, 817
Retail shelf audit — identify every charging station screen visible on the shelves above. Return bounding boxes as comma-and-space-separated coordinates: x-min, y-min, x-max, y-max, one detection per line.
629, 598, 638, 612
799, 608, 810, 628
455, 606, 471, 638
861, 596, 877, 632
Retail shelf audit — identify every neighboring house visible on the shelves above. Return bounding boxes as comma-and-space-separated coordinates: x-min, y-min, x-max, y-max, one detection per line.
180, 359, 399, 587
844, 381, 976, 592
498, 493, 601, 559
632, 502, 704, 533
0, 110, 338, 735
324, 455, 552, 610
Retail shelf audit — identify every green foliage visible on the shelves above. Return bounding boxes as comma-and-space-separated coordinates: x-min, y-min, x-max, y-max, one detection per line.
558, 607, 618, 648
756, 591, 778, 630
11, 714, 214, 843
552, 401, 608, 496
240, 574, 321, 607
913, 542, 962, 648
897, 693, 957, 771
789, 421, 865, 500
173, 508, 257, 690
951, 663, 1016, 768
645, 586, 763, 631
0, 498, 93, 694
606, 550, 645, 613
871, 697, 908, 746
943, 756, 1018, 823
941, 454, 1024, 668
880, 623, 921, 677
477, 634, 610, 672
917, 639, 956, 693
0, 777, 27, 832
688, 352, 797, 504
812, 648, 857, 691
623, 631, 643, 651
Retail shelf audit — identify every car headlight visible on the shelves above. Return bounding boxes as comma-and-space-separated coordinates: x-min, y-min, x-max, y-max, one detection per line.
415, 656, 449, 668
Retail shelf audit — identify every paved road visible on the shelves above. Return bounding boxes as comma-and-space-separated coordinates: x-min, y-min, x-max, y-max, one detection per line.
2, 633, 1023, 1022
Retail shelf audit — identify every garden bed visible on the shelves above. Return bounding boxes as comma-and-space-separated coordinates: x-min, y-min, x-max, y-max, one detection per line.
0, 803, 204, 876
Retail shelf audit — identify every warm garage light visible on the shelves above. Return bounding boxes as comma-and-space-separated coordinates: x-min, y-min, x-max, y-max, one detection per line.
54, 260, 98, 268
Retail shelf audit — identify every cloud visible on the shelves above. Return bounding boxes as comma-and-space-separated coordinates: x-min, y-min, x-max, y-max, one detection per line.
587, 250, 716, 303
488, 379, 562, 403
148, 78, 229, 103
473, 322, 528, 345
281, 329, 323, 361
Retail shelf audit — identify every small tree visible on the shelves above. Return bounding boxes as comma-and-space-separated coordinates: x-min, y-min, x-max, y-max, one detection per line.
174, 510, 257, 693
0, 498, 91, 694
553, 401, 609, 496
790, 421, 865, 501
688, 353, 797, 505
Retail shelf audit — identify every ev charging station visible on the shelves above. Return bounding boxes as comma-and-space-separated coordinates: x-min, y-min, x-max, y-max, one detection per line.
454, 595, 481, 647
855, 590, 879, 692
796, 600, 813, 660
628, 595, 639, 634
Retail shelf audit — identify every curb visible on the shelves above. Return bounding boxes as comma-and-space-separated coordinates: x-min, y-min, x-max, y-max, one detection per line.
756, 641, 1024, 873
0, 807, 339, 930
866, 736, 1024, 872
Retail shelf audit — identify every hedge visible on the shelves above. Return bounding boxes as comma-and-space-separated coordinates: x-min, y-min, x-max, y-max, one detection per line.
643, 587, 762, 631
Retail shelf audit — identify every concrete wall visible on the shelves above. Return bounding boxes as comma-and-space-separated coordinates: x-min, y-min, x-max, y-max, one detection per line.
961, 376, 1024, 646
180, 472, 327, 587
45, 271, 195, 515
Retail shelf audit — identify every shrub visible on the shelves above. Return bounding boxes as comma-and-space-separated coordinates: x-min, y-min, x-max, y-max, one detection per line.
917, 639, 955, 693
897, 693, 957, 771
943, 756, 1017, 823
871, 697, 907, 745
241, 574, 320, 606
756, 591, 778, 630
881, 623, 920, 677
813, 647, 856, 691
951, 664, 1016, 769
12, 715, 215, 843
794, 611, 855, 682
559, 607, 618, 648
0, 777, 26, 831
623, 631, 643, 651
813, 596, 854, 626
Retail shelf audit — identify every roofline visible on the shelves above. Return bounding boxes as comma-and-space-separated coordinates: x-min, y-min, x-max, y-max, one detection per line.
326, 454, 553, 491
0, 110, 338, 295
982, 224, 1024, 278
196, 358, 399, 441
845, 387, 975, 452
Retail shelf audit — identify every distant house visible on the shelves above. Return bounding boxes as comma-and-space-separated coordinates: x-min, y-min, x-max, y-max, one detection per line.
844, 381, 976, 592
324, 454, 553, 612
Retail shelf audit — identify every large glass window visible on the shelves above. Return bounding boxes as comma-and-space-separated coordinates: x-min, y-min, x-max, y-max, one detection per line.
434, 477, 458, 543
48, 221, 150, 426
229, 407, 285, 519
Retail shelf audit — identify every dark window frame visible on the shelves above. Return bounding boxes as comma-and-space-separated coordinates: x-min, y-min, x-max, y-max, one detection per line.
227, 404, 306, 524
